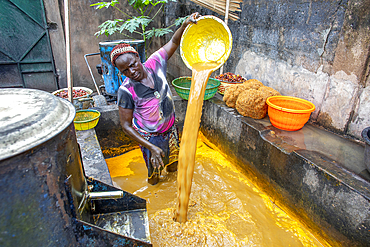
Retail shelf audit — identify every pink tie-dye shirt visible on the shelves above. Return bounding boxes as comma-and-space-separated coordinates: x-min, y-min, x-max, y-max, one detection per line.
117, 48, 175, 134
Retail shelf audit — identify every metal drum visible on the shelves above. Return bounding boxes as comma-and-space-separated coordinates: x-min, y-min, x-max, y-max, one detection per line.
0, 88, 84, 246
99, 40, 145, 96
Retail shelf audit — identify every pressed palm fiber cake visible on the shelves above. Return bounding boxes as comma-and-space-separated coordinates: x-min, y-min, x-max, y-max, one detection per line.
223, 79, 265, 108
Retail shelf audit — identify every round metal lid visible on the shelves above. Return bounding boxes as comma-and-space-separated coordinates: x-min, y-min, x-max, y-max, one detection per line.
0, 88, 76, 161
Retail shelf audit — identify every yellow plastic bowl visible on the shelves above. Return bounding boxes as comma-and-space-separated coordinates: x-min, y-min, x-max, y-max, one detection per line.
180, 15, 232, 71
73, 109, 101, 131
266, 96, 315, 131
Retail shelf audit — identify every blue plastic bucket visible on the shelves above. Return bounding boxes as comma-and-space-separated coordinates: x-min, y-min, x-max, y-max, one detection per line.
99, 40, 145, 96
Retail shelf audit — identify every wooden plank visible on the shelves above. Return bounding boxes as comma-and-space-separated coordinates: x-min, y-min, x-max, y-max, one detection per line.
190, 0, 240, 20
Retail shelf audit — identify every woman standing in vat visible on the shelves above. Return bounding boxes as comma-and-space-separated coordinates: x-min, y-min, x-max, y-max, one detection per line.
110, 13, 200, 185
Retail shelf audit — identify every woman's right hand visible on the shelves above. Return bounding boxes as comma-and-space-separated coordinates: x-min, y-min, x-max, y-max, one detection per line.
119, 107, 165, 170
149, 145, 165, 169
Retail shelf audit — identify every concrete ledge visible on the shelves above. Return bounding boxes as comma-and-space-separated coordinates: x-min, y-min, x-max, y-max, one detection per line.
93, 104, 121, 132
76, 129, 112, 186
199, 96, 370, 247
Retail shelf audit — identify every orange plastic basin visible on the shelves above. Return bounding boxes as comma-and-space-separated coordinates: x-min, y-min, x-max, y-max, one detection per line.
266, 96, 315, 131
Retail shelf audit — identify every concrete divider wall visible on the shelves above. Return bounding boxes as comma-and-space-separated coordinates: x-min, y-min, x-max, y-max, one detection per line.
95, 97, 370, 247
198, 97, 370, 247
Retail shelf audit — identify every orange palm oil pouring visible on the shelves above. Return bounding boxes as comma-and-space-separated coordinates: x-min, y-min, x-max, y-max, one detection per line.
174, 62, 219, 223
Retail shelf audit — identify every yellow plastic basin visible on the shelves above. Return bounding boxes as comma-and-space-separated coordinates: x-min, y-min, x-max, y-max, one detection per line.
73, 109, 101, 131
180, 15, 232, 71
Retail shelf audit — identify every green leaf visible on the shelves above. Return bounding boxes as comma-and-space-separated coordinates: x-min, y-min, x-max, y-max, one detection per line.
95, 19, 123, 37
128, 0, 147, 10
94, 30, 105, 37
91, 0, 179, 47
151, 0, 170, 4
121, 19, 141, 33
148, 0, 167, 7
144, 29, 156, 40
121, 16, 151, 33
98, 19, 124, 29
136, 16, 152, 26
128, 0, 169, 10
90, 0, 119, 9
144, 27, 172, 39
155, 28, 173, 37
174, 16, 188, 26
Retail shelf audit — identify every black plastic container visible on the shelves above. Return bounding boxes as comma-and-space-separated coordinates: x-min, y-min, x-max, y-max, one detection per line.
362, 127, 370, 173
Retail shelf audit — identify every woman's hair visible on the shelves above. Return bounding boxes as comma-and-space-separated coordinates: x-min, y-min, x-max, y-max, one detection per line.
110, 43, 139, 66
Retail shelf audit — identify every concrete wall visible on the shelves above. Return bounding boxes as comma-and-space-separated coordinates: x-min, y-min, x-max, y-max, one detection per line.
164, 0, 370, 140
46, 0, 370, 140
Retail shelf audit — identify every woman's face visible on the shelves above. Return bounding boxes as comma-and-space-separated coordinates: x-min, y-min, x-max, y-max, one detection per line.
115, 53, 144, 81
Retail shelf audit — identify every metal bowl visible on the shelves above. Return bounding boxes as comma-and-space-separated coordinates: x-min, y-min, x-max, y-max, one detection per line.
52, 87, 93, 110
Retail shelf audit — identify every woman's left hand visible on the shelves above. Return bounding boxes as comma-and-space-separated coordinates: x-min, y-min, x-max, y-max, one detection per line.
165, 12, 201, 59
183, 12, 201, 27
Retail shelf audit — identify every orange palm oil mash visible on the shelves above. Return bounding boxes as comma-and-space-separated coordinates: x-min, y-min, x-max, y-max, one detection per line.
105, 135, 325, 247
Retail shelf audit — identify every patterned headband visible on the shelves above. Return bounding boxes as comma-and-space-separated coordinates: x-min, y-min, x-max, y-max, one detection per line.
110, 44, 139, 66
